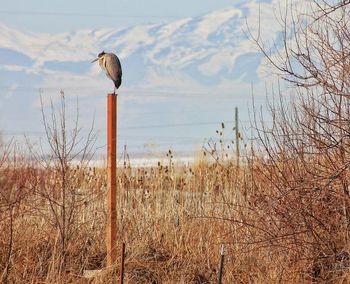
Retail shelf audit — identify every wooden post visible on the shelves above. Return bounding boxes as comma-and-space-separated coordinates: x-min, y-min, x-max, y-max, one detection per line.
107, 94, 117, 266
120, 243, 126, 284
217, 244, 225, 284
235, 107, 240, 167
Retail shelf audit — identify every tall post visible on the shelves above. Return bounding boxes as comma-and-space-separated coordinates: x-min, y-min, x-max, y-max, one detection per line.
107, 94, 117, 266
235, 107, 240, 167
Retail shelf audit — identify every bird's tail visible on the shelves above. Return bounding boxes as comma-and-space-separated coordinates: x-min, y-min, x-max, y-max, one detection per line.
114, 78, 122, 89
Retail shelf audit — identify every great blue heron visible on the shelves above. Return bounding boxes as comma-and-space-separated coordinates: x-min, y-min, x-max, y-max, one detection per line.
91, 51, 122, 94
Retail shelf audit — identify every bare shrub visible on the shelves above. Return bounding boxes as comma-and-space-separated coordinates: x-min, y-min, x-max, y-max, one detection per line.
245, 0, 350, 281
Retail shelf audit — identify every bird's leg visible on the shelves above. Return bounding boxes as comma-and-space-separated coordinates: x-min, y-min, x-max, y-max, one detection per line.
113, 86, 116, 95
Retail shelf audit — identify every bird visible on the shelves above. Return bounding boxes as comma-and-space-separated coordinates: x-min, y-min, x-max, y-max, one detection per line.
91, 51, 122, 94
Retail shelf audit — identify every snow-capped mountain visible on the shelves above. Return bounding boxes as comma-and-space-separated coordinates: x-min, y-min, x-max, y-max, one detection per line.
0, 0, 301, 157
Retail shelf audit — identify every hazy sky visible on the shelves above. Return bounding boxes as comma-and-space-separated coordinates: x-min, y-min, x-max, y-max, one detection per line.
0, 0, 247, 32
0, 0, 279, 157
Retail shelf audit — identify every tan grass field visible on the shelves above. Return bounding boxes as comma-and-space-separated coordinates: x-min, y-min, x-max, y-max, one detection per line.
2, 141, 350, 283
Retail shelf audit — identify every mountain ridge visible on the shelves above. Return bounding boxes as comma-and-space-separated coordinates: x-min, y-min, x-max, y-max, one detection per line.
0, 0, 299, 155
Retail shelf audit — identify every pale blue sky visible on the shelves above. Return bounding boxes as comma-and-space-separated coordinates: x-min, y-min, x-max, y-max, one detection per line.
0, 0, 248, 32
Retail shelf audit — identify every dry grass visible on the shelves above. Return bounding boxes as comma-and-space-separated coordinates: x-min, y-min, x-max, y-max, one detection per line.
0, 148, 292, 283
1, 148, 349, 283
2, 94, 350, 283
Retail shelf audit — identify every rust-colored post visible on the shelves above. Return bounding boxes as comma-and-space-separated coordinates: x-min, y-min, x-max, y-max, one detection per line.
107, 93, 117, 266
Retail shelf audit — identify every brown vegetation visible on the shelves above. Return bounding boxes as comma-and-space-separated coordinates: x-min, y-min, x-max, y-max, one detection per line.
2, 100, 350, 282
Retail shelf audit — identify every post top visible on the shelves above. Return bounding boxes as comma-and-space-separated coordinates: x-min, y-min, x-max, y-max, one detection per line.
107, 93, 118, 97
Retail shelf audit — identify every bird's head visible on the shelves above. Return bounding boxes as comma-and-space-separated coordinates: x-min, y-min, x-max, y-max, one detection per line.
91, 51, 106, 63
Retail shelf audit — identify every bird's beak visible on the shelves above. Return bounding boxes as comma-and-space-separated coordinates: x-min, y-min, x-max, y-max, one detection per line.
91, 58, 99, 63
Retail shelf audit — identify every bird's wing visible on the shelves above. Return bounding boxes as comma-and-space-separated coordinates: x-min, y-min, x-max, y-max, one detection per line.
105, 53, 122, 87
